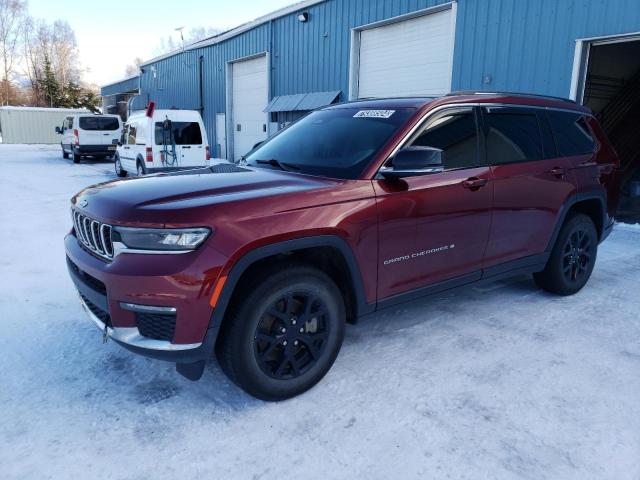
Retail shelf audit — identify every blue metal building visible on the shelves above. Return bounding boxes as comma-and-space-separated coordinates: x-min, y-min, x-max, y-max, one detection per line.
102, 0, 640, 170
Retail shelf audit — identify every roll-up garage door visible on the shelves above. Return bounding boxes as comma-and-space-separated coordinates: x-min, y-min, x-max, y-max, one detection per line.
231, 55, 268, 161
357, 8, 455, 99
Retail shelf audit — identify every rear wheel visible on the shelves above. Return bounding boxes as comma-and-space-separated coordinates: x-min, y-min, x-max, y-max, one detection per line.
216, 264, 346, 401
136, 161, 146, 176
533, 213, 598, 295
72, 152, 81, 164
114, 155, 126, 177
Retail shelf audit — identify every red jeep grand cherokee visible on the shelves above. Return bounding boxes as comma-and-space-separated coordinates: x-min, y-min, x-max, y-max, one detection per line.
65, 92, 619, 400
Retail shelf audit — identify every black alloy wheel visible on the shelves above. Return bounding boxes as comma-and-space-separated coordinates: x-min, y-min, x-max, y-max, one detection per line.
533, 213, 598, 295
254, 292, 330, 380
216, 264, 345, 401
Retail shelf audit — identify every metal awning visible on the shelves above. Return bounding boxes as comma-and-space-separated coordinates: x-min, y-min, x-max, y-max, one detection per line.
264, 90, 341, 113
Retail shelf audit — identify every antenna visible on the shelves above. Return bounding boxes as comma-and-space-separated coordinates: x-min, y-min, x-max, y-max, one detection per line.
175, 26, 185, 52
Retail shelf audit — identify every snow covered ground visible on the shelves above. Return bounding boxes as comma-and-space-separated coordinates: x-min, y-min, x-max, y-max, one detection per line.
1, 144, 639, 480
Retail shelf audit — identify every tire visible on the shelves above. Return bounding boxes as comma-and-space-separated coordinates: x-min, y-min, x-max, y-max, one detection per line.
62, 146, 69, 159
114, 155, 126, 177
136, 161, 146, 176
533, 213, 598, 296
216, 264, 346, 401
72, 152, 81, 164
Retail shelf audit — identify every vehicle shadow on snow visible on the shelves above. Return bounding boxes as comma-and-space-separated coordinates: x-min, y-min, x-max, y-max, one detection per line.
69, 274, 544, 410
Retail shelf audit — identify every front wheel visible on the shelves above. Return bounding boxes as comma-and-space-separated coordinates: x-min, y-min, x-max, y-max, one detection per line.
216, 264, 346, 401
533, 213, 598, 295
114, 155, 126, 177
72, 152, 81, 164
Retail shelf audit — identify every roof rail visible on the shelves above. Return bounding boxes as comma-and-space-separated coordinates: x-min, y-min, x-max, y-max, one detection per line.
446, 90, 576, 104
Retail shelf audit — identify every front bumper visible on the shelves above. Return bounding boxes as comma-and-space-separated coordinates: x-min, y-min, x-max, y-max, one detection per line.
65, 232, 227, 363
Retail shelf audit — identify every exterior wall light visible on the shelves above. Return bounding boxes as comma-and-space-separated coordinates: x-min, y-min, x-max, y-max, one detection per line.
298, 12, 309, 22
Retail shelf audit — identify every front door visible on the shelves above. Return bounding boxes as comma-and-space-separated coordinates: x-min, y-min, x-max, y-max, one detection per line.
374, 106, 493, 301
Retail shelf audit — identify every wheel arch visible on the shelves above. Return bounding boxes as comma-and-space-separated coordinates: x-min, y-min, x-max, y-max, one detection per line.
546, 191, 606, 252
206, 235, 373, 351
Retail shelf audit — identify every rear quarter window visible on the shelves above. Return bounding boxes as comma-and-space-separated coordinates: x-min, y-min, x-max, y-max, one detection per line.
546, 111, 596, 156
79, 116, 120, 131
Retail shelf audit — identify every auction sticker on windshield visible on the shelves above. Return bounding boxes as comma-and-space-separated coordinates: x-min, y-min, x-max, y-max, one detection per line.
353, 110, 396, 119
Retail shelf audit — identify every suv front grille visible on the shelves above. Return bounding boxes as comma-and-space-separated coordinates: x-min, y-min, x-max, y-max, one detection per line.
135, 312, 176, 342
72, 210, 114, 260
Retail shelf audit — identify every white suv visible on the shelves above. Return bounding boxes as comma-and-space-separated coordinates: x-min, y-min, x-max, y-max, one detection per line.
115, 109, 210, 177
56, 114, 122, 163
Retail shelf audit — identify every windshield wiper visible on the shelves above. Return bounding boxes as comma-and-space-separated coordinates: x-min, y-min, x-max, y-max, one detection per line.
254, 159, 301, 172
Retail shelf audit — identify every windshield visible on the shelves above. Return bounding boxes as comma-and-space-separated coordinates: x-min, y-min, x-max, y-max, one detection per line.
245, 107, 415, 179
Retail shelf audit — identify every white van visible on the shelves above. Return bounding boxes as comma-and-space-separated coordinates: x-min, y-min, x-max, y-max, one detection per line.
115, 109, 210, 177
56, 114, 122, 163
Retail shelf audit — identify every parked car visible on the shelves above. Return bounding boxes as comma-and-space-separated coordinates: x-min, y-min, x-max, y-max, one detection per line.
114, 109, 210, 177
65, 92, 619, 400
56, 114, 122, 163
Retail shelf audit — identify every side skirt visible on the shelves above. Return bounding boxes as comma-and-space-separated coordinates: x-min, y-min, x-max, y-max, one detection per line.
374, 253, 549, 313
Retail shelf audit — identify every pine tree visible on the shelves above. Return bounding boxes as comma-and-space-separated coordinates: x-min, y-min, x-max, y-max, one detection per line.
38, 55, 60, 107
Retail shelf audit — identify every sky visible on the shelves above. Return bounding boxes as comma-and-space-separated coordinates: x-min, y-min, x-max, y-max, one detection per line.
28, 0, 297, 86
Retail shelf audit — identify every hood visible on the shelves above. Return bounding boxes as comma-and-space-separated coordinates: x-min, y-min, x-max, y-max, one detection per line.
71, 165, 340, 226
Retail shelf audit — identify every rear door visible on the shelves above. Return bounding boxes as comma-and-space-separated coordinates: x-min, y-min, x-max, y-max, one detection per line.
481, 106, 576, 269
77, 116, 102, 145
374, 106, 493, 300
156, 120, 206, 167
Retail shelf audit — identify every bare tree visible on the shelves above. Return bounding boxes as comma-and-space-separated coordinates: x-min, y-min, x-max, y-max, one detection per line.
0, 0, 26, 105
124, 56, 144, 77
153, 26, 221, 56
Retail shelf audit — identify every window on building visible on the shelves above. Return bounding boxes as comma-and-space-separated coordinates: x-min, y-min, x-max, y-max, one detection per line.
484, 108, 543, 164
410, 108, 480, 170
546, 111, 596, 156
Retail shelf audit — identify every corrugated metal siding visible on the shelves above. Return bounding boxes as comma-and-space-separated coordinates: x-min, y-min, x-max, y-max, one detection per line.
101, 76, 139, 97
0, 107, 89, 144
452, 0, 640, 97
127, 0, 640, 152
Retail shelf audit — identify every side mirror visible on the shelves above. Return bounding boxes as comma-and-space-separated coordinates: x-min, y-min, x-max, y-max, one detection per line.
380, 146, 444, 179
55, 126, 62, 134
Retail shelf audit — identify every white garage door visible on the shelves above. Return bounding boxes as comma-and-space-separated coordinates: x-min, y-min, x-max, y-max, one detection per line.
357, 9, 455, 99
231, 55, 269, 161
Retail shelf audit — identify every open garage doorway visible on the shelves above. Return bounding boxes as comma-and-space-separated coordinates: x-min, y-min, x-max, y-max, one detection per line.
572, 34, 640, 223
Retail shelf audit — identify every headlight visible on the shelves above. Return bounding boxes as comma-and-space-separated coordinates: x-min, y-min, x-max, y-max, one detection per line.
113, 227, 211, 251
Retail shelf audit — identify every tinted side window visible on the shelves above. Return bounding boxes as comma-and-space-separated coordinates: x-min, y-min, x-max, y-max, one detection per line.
484, 108, 542, 164
154, 121, 203, 145
127, 124, 137, 145
65, 117, 73, 130
120, 125, 128, 144
411, 108, 480, 170
546, 111, 596, 156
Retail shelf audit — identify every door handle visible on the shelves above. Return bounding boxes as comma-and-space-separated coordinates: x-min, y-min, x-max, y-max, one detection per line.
548, 167, 566, 178
462, 177, 488, 190
182, 146, 191, 149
